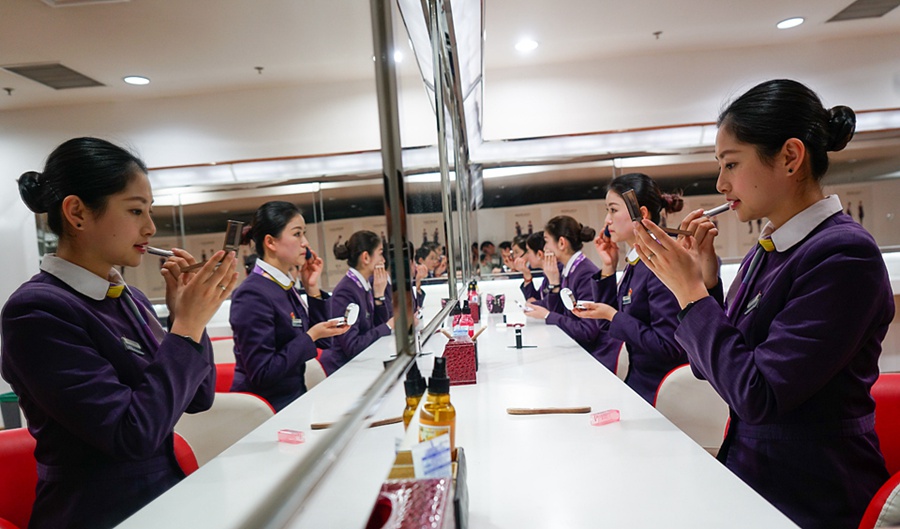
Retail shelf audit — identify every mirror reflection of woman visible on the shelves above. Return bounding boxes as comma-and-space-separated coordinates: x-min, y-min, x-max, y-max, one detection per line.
1, 137, 235, 528
574, 173, 691, 402
525, 216, 621, 369
514, 232, 547, 303
229, 201, 348, 411
320, 231, 395, 375
634, 79, 892, 529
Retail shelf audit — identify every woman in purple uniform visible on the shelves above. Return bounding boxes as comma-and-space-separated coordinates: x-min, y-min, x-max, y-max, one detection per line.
575, 173, 692, 403
1, 137, 237, 528
319, 230, 395, 375
229, 201, 348, 411
514, 232, 548, 304
634, 79, 892, 529
525, 216, 621, 369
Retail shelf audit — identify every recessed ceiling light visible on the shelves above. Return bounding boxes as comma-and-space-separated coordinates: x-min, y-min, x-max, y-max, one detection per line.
123, 75, 150, 85
776, 17, 804, 29
515, 38, 539, 53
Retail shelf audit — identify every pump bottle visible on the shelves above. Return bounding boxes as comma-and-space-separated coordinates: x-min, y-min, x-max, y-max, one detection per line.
419, 356, 456, 451
402, 362, 427, 429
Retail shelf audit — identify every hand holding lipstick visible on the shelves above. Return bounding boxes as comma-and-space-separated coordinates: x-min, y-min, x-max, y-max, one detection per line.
633, 219, 710, 309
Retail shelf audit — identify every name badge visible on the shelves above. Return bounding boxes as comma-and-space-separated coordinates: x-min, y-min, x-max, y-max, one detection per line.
291, 317, 304, 328
622, 295, 632, 306
744, 292, 762, 315
122, 337, 144, 356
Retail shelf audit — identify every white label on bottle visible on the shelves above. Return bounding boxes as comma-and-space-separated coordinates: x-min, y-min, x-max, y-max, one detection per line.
411, 434, 452, 478
419, 424, 450, 443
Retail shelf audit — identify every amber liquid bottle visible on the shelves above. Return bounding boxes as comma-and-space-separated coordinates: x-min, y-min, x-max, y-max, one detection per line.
403, 362, 426, 430
419, 356, 457, 451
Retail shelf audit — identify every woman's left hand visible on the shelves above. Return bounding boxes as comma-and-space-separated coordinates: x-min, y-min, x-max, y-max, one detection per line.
524, 303, 549, 320
573, 301, 617, 321
633, 220, 709, 308
373, 265, 388, 297
542, 253, 560, 285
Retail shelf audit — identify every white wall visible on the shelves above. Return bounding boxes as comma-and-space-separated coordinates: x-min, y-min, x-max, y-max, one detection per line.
483, 33, 900, 140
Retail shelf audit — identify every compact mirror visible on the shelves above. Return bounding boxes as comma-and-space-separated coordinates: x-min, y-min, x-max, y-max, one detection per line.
560, 287, 587, 311
560, 287, 576, 311
345, 303, 360, 326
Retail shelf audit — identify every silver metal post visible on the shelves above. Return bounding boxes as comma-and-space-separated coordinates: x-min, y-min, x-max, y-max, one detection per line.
428, 0, 458, 299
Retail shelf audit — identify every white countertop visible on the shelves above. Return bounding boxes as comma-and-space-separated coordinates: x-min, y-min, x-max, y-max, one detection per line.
121, 296, 798, 528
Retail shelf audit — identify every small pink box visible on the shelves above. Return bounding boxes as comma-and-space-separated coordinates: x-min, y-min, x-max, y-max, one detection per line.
277, 429, 305, 444
590, 409, 620, 426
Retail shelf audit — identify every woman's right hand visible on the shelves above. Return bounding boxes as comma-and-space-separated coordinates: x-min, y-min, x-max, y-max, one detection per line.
593, 230, 619, 276
308, 320, 351, 342
166, 250, 238, 343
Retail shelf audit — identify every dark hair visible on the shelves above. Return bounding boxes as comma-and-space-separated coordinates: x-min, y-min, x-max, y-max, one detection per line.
511, 235, 528, 253
18, 137, 148, 236
607, 173, 683, 225
498, 241, 512, 251
243, 253, 259, 275
525, 232, 545, 254
415, 245, 435, 264
544, 216, 595, 252
333, 230, 382, 268
718, 79, 856, 181
480, 241, 494, 251
244, 201, 303, 259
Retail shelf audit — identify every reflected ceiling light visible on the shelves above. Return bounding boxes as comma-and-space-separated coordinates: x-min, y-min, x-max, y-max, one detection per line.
394, 51, 404, 63
123, 75, 150, 85
776, 17, 804, 29
515, 38, 538, 53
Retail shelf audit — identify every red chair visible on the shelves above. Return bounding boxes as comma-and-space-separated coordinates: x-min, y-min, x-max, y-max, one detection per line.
858, 471, 900, 529
873, 373, 900, 475
173, 432, 199, 475
0, 428, 37, 529
215, 363, 236, 392
0, 428, 199, 529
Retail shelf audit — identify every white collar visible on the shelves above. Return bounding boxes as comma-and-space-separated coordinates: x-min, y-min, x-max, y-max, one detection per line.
256, 258, 293, 287
762, 195, 843, 252
625, 247, 640, 265
40, 254, 124, 301
561, 251, 583, 277
348, 267, 371, 291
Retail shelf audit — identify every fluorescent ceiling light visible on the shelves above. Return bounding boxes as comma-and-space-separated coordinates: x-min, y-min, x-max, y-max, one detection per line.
515, 38, 538, 52
776, 17, 804, 29
123, 75, 150, 85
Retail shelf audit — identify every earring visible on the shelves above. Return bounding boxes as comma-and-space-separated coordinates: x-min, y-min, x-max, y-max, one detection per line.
788, 169, 793, 174
76, 223, 82, 228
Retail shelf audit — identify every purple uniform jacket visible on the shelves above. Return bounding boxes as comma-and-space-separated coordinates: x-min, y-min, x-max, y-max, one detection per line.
0, 272, 215, 529
229, 272, 328, 411
544, 257, 622, 369
520, 274, 547, 303
677, 213, 892, 529
592, 260, 687, 403
320, 273, 392, 375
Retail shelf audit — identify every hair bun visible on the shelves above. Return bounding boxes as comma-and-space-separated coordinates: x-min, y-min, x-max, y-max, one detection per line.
580, 225, 596, 242
333, 241, 350, 261
661, 193, 685, 214
240, 224, 254, 246
826, 105, 856, 152
18, 171, 48, 213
